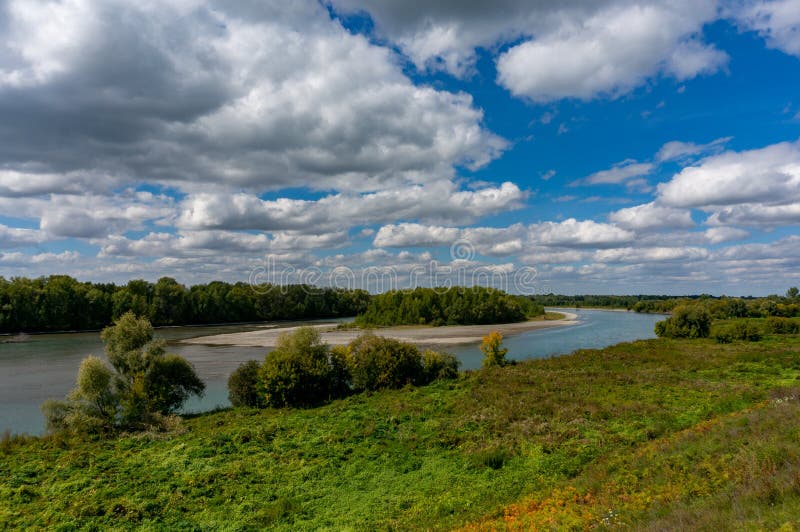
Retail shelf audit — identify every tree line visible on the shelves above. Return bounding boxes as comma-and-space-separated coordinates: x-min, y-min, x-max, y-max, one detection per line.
530, 289, 800, 319
0, 276, 370, 333
354, 287, 544, 327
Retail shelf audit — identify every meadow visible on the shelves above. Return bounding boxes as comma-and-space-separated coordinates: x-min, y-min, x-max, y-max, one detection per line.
2, 331, 800, 529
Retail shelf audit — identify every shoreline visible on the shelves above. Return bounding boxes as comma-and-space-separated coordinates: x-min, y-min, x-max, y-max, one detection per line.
181, 312, 579, 348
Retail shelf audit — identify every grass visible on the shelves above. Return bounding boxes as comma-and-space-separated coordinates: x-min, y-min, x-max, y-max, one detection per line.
3, 334, 800, 529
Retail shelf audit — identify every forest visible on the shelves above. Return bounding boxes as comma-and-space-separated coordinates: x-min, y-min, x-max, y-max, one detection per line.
0, 276, 370, 333
530, 290, 800, 318
355, 286, 544, 327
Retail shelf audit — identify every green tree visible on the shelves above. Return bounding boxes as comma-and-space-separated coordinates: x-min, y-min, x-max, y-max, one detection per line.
655, 305, 711, 339
43, 313, 204, 434
259, 327, 336, 407
227, 360, 265, 408
481, 331, 509, 367
345, 333, 423, 392
788, 287, 799, 299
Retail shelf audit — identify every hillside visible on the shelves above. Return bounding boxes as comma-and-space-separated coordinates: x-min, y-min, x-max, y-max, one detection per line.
3, 335, 800, 529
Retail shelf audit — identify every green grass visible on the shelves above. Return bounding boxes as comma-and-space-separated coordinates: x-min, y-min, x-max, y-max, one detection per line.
3, 334, 800, 530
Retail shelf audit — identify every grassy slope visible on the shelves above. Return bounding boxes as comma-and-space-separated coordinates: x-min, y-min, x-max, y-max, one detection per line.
2, 336, 800, 530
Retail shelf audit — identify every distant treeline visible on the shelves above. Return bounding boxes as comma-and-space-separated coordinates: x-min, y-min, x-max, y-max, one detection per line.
530, 291, 800, 319
0, 276, 370, 333
355, 287, 544, 327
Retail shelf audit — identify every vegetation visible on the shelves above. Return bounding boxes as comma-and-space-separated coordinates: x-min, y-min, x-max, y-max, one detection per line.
259, 327, 341, 408
4, 327, 800, 529
0, 275, 370, 333
531, 287, 800, 318
654, 304, 712, 338
233, 327, 460, 408
355, 286, 543, 327
227, 361, 264, 408
480, 331, 509, 367
42, 313, 204, 434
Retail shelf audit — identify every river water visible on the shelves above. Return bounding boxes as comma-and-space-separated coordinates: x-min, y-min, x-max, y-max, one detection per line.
0, 309, 662, 435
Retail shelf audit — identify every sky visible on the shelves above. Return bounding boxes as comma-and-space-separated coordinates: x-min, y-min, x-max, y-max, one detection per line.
0, 0, 799, 296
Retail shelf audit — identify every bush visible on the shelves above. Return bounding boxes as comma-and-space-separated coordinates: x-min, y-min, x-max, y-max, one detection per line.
227, 361, 264, 408
420, 350, 460, 383
766, 317, 800, 335
42, 313, 204, 434
654, 305, 711, 339
481, 331, 509, 367
712, 320, 764, 343
259, 327, 338, 407
345, 333, 423, 392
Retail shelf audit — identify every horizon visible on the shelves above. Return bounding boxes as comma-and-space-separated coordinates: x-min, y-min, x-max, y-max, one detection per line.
1, 1, 799, 296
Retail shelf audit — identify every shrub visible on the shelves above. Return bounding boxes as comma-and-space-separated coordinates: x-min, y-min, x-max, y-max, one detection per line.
654, 305, 711, 339
481, 331, 509, 367
420, 350, 460, 383
766, 317, 800, 335
712, 320, 764, 343
42, 313, 204, 434
345, 333, 423, 392
259, 327, 337, 407
227, 361, 264, 408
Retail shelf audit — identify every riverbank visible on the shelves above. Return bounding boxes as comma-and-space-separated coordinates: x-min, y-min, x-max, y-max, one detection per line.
181, 312, 578, 347
3, 335, 799, 529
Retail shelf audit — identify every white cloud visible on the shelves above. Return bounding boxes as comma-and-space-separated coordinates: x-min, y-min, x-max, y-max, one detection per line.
704, 226, 750, 244
732, 0, 800, 57
581, 159, 654, 185
0, 224, 46, 247
176, 181, 524, 233
594, 246, 709, 263
608, 201, 694, 230
496, 1, 726, 102
655, 136, 732, 162
657, 140, 800, 208
530, 218, 634, 248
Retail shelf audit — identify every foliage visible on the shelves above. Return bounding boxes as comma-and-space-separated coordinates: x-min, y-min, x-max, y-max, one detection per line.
8, 335, 800, 530
259, 327, 338, 407
480, 331, 509, 367
344, 333, 424, 391
655, 305, 711, 338
531, 291, 800, 319
420, 350, 460, 383
354, 287, 542, 327
0, 275, 370, 333
227, 361, 265, 408
42, 313, 204, 433
767, 316, 800, 335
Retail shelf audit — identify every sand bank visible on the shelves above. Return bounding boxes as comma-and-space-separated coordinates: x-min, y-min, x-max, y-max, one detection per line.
181, 312, 578, 348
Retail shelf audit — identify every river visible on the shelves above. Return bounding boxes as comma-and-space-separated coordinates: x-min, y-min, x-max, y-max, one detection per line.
0, 309, 663, 435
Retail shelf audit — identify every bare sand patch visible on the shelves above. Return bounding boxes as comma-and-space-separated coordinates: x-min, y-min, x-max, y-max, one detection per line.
181, 312, 578, 348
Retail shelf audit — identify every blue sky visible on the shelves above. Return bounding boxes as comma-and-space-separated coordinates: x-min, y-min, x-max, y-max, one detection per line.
0, 0, 799, 295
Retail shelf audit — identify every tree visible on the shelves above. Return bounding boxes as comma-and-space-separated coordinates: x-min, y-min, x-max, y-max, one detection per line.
227, 360, 264, 407
788, 287, 799, 300
481, 331, 509, 367
420, 350, 460, 382
259, 327, 337, 407
43, 313, 205, 434
654, 305, 711, 339
345, 333, 423, 392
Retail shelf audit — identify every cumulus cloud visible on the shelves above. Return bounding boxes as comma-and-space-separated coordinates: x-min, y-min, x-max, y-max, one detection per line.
657, 140, 800, 208
608, 202, 695, 230
0, 223, 46, 247
704, 226, 750, 244
530, 218, 635, 248
496, 1, 726, 102
176, 181, 524, 233
732, 0, 800, 57
594, 246, 709, 263
0, 0, 505, 194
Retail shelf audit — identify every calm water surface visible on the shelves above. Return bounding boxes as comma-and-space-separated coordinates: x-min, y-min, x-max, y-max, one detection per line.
0, 309, 662, 435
